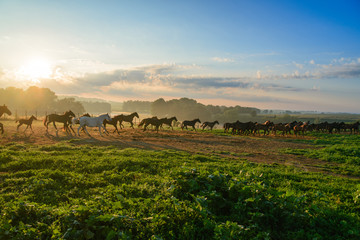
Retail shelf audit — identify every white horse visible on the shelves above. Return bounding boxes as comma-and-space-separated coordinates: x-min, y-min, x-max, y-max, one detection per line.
78, 113, 111, 137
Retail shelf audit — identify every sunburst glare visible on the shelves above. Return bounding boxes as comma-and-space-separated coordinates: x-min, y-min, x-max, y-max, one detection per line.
16, 57, 52, 84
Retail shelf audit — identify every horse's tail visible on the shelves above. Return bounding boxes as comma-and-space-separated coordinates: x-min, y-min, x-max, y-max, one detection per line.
43, 115, 48, 127
15, 120, 18, 123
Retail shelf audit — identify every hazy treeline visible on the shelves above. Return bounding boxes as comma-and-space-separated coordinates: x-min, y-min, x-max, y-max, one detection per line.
150, 98, 260, 122
0, 86, 111, 118
122, 100, 151, 114
81, 101, 111, 114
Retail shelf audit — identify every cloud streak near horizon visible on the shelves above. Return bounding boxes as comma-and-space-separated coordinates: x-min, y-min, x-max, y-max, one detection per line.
1, 57, 360, 112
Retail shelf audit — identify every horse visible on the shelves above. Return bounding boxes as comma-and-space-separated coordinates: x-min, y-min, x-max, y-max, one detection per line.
181, 118, 201, 131
44, 110, 75, 133
67, 113, 91, 134
0, 104, 12, 117
118, 112, 139, 129
139, 117, 162, 132
293, 122, 308, 136
0, 104, 12, 135
103, 115, 123, 134
159, 116, 178, 130
271, 123, 291, 136
16, 115, 37, 132
78, 113, 111, 137
200, 120, 219, 130
254, 121, 274, 135
223, 122, 234, 133
232, 121, 256, 135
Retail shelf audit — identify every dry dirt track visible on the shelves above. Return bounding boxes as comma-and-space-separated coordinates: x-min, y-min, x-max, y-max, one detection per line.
0, 120, 345, 177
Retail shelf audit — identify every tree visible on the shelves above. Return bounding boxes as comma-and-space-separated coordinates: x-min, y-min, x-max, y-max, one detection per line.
151, 98, 167, 116
54, 98, 85, 114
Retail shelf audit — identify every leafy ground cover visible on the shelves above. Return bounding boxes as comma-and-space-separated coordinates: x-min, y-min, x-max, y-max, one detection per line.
282, 132, 360, 176
1, 141, 360, 239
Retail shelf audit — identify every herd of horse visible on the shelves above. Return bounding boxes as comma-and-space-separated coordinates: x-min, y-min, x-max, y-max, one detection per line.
223, 120, 360, 136
1, 104, 359, 137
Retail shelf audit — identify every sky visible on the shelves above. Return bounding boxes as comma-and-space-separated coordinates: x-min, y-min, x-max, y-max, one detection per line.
1, 0, 360, 113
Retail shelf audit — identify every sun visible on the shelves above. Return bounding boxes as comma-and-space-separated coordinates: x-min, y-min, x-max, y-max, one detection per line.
17, 57, 53, 83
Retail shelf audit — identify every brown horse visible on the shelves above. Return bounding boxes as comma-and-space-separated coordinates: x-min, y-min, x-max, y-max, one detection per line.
159, 116, 178, 130
0, 104, 12, 134
44, 110, 75, 132
200, 120, 219, 130
0, 104, 12, 117
16, 115, 37, 132
139, 117, 162, 132
103, 114, 123, 134
181, 118, 201, 131
118, 112, 139, 129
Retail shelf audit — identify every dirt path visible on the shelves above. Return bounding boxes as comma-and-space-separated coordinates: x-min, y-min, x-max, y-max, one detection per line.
0, 120, 350, 178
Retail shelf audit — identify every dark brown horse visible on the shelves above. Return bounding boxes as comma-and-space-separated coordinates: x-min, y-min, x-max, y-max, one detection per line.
118, 112, 139, 129
139, 116, 162, 132
103, 114, 123, 134
200, 120, 219, 130
0, 104, 12, 134
44, 110, 75, 132
16, 115, 37, 132
181, 118, 201, 131
0, 104, 12, 117
159, 116, 178, 130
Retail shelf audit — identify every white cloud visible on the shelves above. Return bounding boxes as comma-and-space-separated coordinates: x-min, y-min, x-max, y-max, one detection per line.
211, 57, 235, 63
309, 59, 315, 65
256, 70, 261, 79
293, 61, 303, 69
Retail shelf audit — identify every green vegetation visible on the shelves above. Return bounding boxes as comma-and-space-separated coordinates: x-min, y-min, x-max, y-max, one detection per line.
283, 133, 360, 176
1, 139, 360, 239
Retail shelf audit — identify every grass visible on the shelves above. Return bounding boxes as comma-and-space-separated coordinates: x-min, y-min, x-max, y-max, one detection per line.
281, 132, 360, 176
1, 140, 360, 239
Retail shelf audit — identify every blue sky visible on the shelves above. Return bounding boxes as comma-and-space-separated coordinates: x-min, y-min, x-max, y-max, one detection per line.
1, 0, 360, 112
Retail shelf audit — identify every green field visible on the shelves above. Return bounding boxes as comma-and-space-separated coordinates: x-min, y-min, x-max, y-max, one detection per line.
1, 133, 360, 239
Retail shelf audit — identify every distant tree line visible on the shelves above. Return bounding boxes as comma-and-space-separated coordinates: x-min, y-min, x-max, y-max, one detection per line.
122, 100, 151, 114
0, 86, 85, 118
149, 98, 260, 122
0, 86, 112, 118
81, 101, 111, 114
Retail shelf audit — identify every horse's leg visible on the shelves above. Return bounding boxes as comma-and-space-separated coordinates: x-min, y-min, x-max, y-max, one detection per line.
98, 126, 103, 136
77, 125, 81, 136
83, 126, 91, 136
46, 121, 51, 131
17, 123, 22, 131
103, 125, 109, 135
30, 124, 34, 132
69, 125, 76, 135
130, 122, 134, 129
53, 122, 58, 130
114, 124, 120, 134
